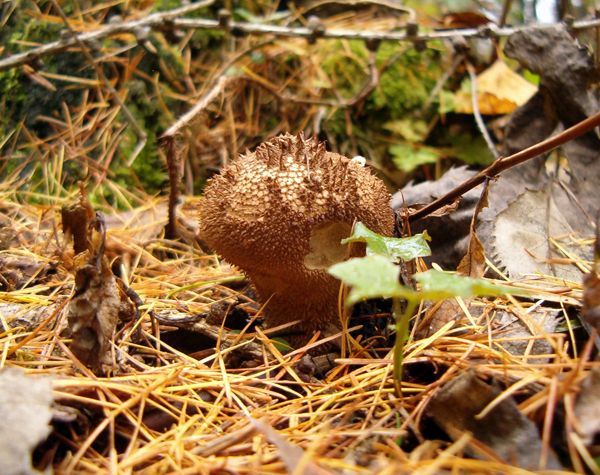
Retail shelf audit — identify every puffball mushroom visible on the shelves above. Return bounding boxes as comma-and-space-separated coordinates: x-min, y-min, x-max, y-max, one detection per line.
199, 133, 394, 346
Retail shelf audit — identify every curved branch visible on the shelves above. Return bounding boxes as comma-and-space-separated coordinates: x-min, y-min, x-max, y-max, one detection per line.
408, 110, 600, 222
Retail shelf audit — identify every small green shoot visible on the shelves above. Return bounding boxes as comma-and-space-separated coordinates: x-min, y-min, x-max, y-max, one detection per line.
329, 222, 526, 390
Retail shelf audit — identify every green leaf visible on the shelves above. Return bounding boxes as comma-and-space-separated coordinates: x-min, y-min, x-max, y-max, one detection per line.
384, 118, 429, 142
438, 90, 456, 114
389, 142, 442, 172
341, 222, 431, 262
447, 134, 494, 166
328, 255, 417, 305
270, 337, 293, 353
523, 69, 540, 86
415, 269, 523, 300
329, 259, 525, 307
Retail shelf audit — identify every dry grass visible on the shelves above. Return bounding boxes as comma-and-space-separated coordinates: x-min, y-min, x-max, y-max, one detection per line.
1, 176, 598, 473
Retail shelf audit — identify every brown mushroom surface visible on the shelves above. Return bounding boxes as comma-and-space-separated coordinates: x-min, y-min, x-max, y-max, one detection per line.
199, 133, 394, 346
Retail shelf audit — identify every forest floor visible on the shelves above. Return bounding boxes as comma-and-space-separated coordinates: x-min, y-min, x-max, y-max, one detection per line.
1, 1, 600, 474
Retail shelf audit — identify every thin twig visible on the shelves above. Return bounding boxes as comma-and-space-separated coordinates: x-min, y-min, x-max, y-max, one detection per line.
173, 16, 600, 42
409, 109, 600, 222
162, 76, 231, 140
499, 0, 513, 28
466, 61, 499, 160
159, 39, 275, 239
160, 76, 231, 239
0, 0, 215, 72
161, 36, 274, 141
2, 6, 600, 73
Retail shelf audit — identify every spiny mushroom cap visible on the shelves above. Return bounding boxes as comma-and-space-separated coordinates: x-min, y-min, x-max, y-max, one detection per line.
199, 133, 394, 333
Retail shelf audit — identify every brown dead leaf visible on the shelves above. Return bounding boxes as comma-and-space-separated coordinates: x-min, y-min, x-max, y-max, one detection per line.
504, 25, 599, 129
416, 298, 463, 338
428, 371, 562, 470
61, 187, 95, 255
0, 303, 52, 333
476, 26, 599, 280
393, 167, 481, 270
401, 199, 460, 220
493, 307, 560, 363
440, 11, 491, 28
457, 232, 485, 277
481, 184, 586, 281
63, 192, 135, 373
0, 254, 55, 291
582, 225, 600, 334
67, 253, 122, 371
457, 181, 490, 278
574, 368, 600, 446
582, 271, 600, 333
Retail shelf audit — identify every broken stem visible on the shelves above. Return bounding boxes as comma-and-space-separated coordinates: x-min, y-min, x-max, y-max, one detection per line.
409, 109, 600, 222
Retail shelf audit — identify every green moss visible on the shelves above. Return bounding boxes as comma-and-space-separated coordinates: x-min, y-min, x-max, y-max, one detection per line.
320, 40, 441, 119
0, 10, 92, 138
320, 40, 369, 98
151, 0, 186, 11
320, 39, 443, 164
113, 80, 169, 194
373, 43, 441, 118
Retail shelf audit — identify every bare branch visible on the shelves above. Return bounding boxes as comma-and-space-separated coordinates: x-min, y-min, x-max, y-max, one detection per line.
2, 4, 600, 73
0, 0, 215, 72
408, 110, 600, 222
173, 16, 600, 43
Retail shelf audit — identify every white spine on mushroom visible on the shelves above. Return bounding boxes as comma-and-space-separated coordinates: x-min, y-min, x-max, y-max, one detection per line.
351, 156, 366, 167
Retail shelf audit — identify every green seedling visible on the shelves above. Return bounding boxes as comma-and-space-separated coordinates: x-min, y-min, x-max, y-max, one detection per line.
329, 222, 525, 385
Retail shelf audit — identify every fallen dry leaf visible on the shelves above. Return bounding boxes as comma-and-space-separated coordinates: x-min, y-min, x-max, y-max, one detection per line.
477, 25, 599, 280
0, 253, 55, 291
574, 368, 600, 446
416, 298, 464, 338
484, 186, 583, 281
493, 307, 560, 363
67, 253, 124, 371
0, 368, 53, 475
428, 370, 562, 470
582, 271, 600, 333
63, 193, 135, 373
457, 181, 489, 278
393, 166, 481, 270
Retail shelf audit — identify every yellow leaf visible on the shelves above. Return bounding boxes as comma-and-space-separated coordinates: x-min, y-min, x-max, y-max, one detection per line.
454, 60, 537, 115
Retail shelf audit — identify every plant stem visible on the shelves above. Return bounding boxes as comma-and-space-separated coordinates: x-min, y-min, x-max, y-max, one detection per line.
393, 298, 418, 395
